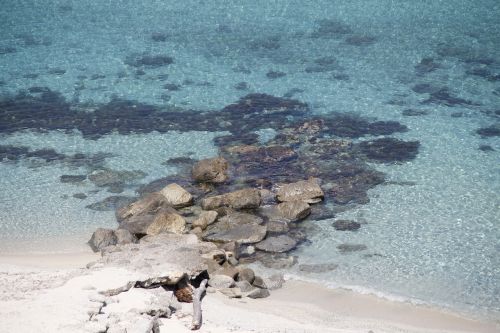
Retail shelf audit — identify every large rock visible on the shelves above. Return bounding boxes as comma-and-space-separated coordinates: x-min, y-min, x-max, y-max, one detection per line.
208, 274, 235, 289
114, 229, 138, 245
192, 157, 229, 183
159, 183, 193, 208
116, 192, 170, 222
88, 228, 117, 252
146, 211, 186, 235
275, 201, 311, 221
246, 287, 270, 299
201, 188, 262, 210
192, 210, 218, 230
276, 179, 324, 203
255, 235, 297, 253
116, 193, 179, 235
202, 212, 266, 244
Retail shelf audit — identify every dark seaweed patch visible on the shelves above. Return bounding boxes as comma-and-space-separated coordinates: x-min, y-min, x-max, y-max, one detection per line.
415, 58, 440, 75
411, 83, 442, 94
151, 32, 168, 42
234, 82, 249, 90
345, 35, 376, 46
476, 126, 500, 137
0, 46, 17, 55
479, 145, 495, 152
402, 109, 429, 116
125, 54, 174, 67
311, 19, 352, 38
357, 138, 420, 163
422, 88, 478, 107
266, 70, 286, 79
163, 83, 181, 91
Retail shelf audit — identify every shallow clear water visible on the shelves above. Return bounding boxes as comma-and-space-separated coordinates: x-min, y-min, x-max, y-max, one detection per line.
1, 0, 499, 321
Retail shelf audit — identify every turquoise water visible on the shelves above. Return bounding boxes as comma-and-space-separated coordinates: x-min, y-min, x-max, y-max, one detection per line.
1, 0, 499, 321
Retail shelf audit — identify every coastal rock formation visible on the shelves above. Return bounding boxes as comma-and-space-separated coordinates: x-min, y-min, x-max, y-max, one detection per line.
192, 157, 229, 184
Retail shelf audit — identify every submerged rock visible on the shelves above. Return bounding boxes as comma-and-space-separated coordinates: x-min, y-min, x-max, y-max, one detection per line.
332, 219, 361, 231
255, 235, 298, 253
275, 201, 311, 221
88, 169, 146, 187
201, 188, 262, 210
85, 196, 136, 211
298, 263, 338, 273
276, 179, 324, 203
192, 157, 229, 184
59, 175, 86, 183
337, 243, 367, 253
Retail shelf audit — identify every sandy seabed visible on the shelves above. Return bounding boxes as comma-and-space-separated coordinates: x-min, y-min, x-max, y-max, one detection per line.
0, 252, 497, 333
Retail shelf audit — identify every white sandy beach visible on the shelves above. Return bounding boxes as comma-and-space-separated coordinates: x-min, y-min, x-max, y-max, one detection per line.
0, 252, 497, 333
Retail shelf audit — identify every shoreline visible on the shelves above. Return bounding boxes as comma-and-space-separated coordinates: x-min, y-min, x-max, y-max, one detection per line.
0, 251, 497, 333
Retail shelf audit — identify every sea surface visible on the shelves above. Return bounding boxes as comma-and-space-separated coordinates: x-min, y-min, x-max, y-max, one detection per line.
1, 0, 499, 321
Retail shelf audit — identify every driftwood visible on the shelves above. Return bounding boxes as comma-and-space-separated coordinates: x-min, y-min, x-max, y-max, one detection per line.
190, 279, 208, 330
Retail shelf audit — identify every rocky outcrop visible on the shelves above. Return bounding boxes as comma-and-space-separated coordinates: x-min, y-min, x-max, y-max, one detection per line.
192, 157, 229, 183
201, 188, 262, 210
159, 183, 193, 208
276, 179, 324, 203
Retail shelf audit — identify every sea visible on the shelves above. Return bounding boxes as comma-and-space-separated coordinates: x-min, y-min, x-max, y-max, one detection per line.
0, 0, 499, 322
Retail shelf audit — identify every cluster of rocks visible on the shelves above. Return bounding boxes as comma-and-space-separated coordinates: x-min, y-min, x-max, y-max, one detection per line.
89, 155, 328, 274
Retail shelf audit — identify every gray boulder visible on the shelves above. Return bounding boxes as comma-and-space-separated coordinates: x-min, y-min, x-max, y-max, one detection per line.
236, 267, 255, 284
114, 229, 138, 245
192, 157, 229, 183
255, 235, 297, 253
235, 280, 253, 292
276, 201, 311, 221
202, 212, 266, 244
276, 179, 324, 203
146, 211, 186, 235
208, 274, 235, 289
201, 188, 262, 210
159, 183, 193, 208
246, 288, 270, 299
218, 287, 242, 298
192, 210, 218, 230
88, 228, 117, 252
116, 192, 170, 222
